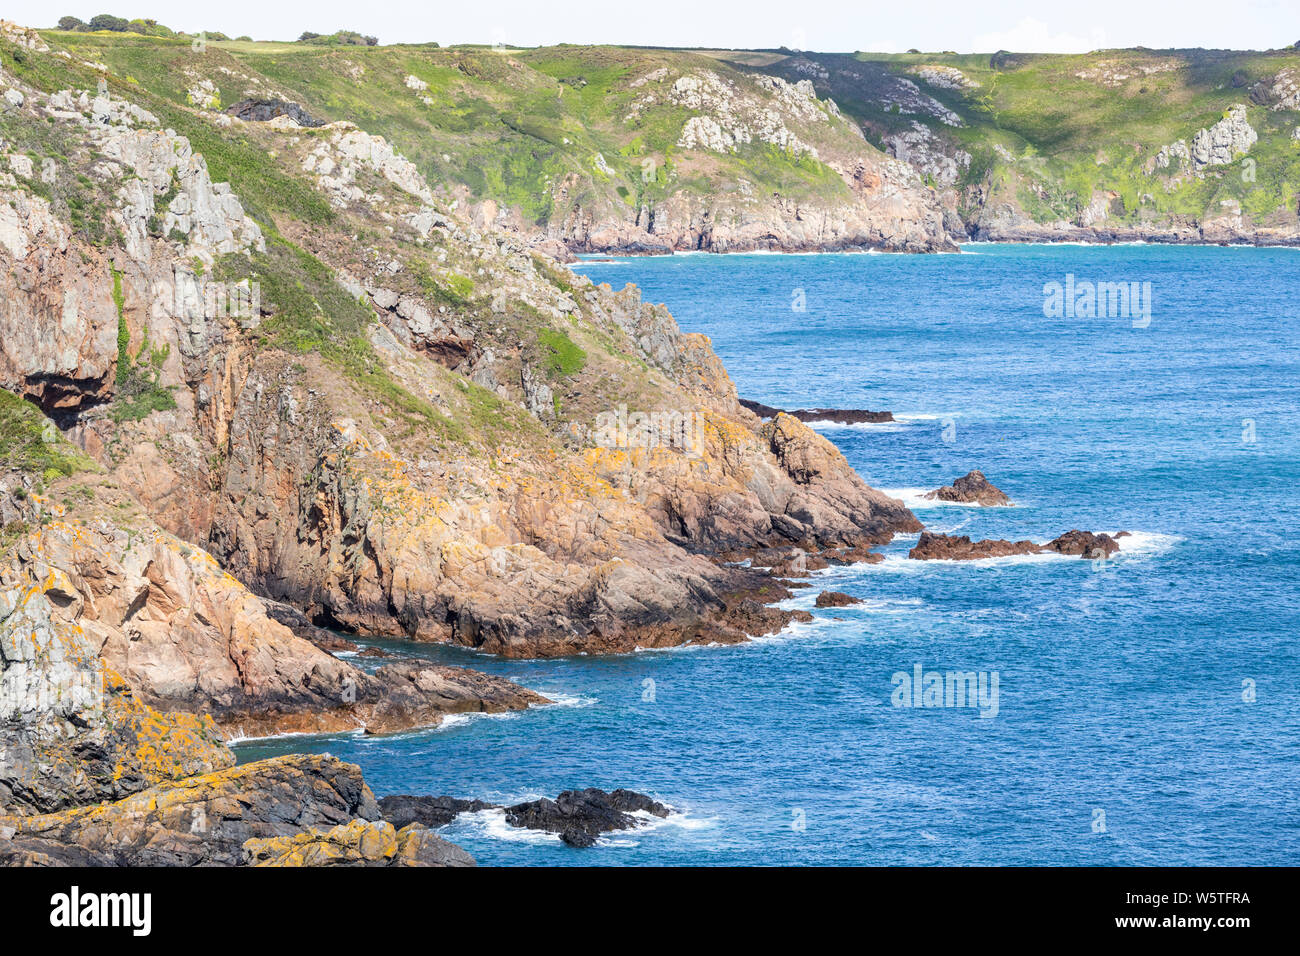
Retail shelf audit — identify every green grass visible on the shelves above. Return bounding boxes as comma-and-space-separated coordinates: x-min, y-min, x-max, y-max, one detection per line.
782, 47, 1300, 228
537, 327, 587, 377
28, 32, 869, 232
108, 268, 177, 422
0, 388, 93, 478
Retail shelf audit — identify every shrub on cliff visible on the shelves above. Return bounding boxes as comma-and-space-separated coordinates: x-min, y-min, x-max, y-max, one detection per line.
87, 14, 129, 32
297, 29, 378, 46
0, 389, 91, 479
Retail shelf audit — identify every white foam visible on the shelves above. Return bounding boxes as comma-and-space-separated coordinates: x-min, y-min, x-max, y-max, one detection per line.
450, 803, 704, 847
778, 591, 926, 615
455, 808, 563, 845
806, 419, 905, 432
880, 487, 1016, 510
1108, 531, 1183, 558
866, 550, 1082, 571
535, 691, 599, 710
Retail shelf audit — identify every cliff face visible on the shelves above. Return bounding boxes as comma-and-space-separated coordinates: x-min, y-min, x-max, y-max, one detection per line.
22, 29, 954, 256
529, 69, 953, 253
0, 36, 918, 664
1, 753, 472, 866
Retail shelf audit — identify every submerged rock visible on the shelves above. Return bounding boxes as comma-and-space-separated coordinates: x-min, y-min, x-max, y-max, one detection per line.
923, 470, 1012, 506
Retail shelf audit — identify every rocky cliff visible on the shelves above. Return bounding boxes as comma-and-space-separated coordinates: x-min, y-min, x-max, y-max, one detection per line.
25, 27, 954, 255
757, 49, 1300, 245
0, 19, 921, 852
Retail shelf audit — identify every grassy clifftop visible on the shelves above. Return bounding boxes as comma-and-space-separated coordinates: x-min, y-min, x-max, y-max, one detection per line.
754, 47, 1300, 236
39, 30, 873, 230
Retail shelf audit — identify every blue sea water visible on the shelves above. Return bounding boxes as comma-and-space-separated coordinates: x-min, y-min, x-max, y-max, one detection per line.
237, 244, 1300, 865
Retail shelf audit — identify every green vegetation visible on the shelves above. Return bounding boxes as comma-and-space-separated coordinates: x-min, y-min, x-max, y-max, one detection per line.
0, 388, 92, 478
297, 30, 378, 47
537, 327, 587, 377
780, 47, 1300, 229
215, 241, 473, 442
110, 269, 177, 423
33, 32, 863, 232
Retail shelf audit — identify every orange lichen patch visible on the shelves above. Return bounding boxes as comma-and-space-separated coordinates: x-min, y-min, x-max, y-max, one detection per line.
9, 754, 327, 834
243, 819, 402, 866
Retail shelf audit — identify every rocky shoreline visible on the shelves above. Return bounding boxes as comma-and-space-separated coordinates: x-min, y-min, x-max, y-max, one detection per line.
0, 21, 1137, 867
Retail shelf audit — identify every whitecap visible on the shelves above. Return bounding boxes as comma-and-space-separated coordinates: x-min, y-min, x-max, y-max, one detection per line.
880, 487, 1016, 510
806, 419, 905, 432
1108, 531, 1183, 558
225, 726, 365, 746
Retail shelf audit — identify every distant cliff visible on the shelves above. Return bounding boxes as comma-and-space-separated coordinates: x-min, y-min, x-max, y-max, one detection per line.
756, 48, 1300, 245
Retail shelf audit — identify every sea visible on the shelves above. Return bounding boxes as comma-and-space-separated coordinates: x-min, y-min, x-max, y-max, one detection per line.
237, 243, 1300, 865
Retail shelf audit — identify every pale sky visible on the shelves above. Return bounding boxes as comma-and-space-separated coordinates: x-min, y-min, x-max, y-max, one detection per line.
3, 0, 1298, 52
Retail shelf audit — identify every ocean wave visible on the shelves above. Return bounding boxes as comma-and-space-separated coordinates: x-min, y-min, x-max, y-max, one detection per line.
533, 691, 600, 710
778, 592, 926, 615
865, 551, 1091, 571
857, 530, 1180, 571
453, 808, 562, 845
225, 726, 365, 746
805, 419, 905, 432
449, 804, 706, 848
881, 487, 1017, 510
1108, 531, 1184, 557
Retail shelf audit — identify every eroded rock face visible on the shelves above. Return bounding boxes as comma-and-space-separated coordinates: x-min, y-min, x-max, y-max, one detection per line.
923, 470, 1012, 506
226, 99, 325, 128
908, 530, 1123, 561
0, 558, 234, 815
1, 458, 548, 793
243, 819, 474, 867
1190, 105, 1257, 169
1, 754, 384, 865
0, 191, 118, 418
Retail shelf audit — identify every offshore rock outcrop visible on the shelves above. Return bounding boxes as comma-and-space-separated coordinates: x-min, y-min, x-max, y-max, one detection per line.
379, 787, 671, 848
923, 470, 1012, 506
908, 530, 1125, 561
740, 398, 894, 425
